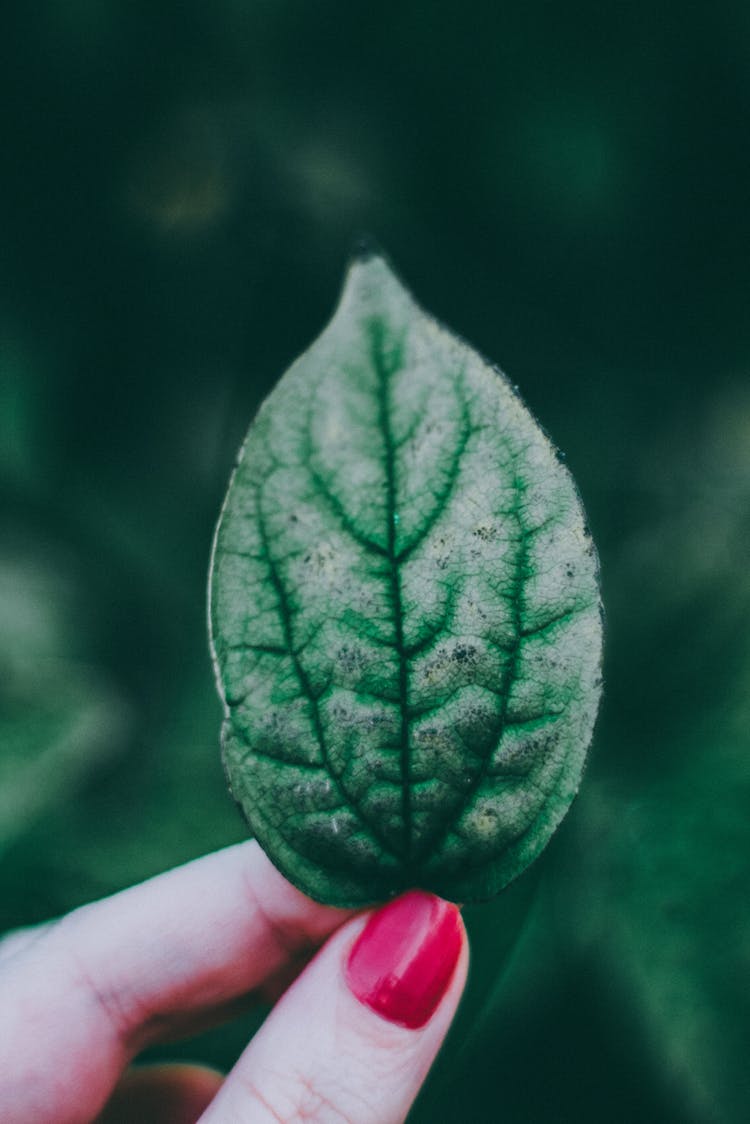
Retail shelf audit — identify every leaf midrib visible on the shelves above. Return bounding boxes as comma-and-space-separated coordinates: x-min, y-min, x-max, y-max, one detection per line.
370, 321, 413, 863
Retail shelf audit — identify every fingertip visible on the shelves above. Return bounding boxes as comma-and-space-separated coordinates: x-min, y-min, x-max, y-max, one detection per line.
197, 893, 468, 1124
345, 891, 465, 1029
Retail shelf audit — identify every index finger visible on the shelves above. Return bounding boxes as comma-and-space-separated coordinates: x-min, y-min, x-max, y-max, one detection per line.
0, 841, 353, 1124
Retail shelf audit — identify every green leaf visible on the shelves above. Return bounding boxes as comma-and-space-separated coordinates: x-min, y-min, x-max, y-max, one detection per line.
209, 252, 602, 906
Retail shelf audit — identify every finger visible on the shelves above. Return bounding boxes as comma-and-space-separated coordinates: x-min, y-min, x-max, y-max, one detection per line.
97, 1064, 223, 1124
200, 891, 468, 1124
0, 841, 352, 1124
0, 921, 51, 966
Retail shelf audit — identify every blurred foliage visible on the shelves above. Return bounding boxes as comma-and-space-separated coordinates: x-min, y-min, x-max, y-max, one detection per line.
1, 2, 749, 1121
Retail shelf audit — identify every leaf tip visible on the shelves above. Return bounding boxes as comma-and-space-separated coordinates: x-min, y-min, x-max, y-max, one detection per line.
339, 245, 414, 328
349, 231, 383, 264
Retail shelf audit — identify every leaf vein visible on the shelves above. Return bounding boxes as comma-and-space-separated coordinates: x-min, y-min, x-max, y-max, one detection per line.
255, 489, 402, 861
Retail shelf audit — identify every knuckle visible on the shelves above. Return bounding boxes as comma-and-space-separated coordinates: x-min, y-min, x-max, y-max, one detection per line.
293, 1071, 360, 1124
231, 1071, 288, 1123
234, 1066, 360, 1124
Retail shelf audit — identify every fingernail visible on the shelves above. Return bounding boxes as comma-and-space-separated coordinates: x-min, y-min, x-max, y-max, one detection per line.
345, 890, 463, 1029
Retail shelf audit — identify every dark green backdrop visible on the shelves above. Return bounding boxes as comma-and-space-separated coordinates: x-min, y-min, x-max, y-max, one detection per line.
2, 3, 749, 1121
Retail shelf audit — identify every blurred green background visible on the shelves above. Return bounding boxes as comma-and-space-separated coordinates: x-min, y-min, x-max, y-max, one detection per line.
2, 3, 749, 1121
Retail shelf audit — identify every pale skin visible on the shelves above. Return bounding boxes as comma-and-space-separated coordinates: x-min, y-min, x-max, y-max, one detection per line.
0, 841, 468, 1123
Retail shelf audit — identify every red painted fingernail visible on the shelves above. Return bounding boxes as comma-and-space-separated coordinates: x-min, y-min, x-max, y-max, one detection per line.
345, 890, 463, 1029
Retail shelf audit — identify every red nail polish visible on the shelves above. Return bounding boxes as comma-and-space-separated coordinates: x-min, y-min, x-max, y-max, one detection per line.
345, 890, 463, 1029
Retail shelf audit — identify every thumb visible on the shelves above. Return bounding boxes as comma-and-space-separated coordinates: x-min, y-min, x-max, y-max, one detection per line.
199, 891, 468, 1124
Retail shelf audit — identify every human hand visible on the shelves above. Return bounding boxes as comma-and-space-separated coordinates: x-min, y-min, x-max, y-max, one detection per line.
0, 841, 468, 1123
